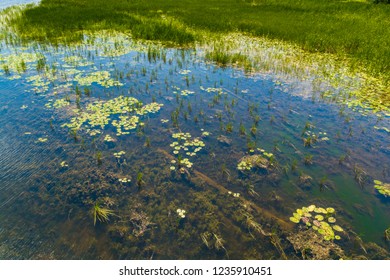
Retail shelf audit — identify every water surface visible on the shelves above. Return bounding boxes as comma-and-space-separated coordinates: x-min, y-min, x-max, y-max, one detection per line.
0, 10, 389, 260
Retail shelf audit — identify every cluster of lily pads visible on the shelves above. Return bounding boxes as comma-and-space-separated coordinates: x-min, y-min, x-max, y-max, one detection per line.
289, 205, 344, 241
201, 130, 210, 137
113, 151, 125, 159
1, 52, 40, 73
178, 69, 191, 75
237, 151, 270, 171
176, 208, 186, 219
63, 55, 93, 67
237, 160, 253, 171
373, 180, 390, 197
303, 130, 330, 142
180, 89, 195, 96
104, 134, 115, 142
74, 70, 123, 88
171, 86, 194, 97
87, 129, 102, 136
36, 137, 48, 143
62, 96, 163, 136
227, 191, 240, 198
200, 86, 226, 95
45, 98, 70, 109
170, 158, 193, 170
169, 132, 206, 170
26, 75, 51, 93
118, 177, 131, 183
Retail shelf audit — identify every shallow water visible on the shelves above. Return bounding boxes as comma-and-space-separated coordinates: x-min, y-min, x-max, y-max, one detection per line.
0, 0, 39, 10
0, 20, 389, 259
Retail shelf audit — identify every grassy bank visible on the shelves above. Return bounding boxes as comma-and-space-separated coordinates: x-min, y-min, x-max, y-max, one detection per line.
7, 0, 390, 79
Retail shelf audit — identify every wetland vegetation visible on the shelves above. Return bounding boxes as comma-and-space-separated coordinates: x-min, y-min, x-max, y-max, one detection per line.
0, 0, 389, 260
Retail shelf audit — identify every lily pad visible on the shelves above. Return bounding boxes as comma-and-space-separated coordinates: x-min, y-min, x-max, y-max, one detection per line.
315, 215, 324, 221
333, 225, 344, 232
289, 217, 300, 223
326, 207, 335, 214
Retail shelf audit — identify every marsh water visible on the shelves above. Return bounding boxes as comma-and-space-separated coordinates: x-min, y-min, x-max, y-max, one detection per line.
0, 5, 389, 260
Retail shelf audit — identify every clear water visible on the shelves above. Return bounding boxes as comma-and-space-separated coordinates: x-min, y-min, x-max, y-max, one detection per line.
0, 15, 389, 259
0, 0, 39, 10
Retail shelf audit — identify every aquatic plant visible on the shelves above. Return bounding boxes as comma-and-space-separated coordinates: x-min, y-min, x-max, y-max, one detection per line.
93, 202, 115, 226
144, 137, 151, 148
70, 129, 78, 142
303, 136, 314, 147
287, 230, 345, 260
245, 184, 259, 197
213, 233, 229, 258
62, 96, 163, 137
118, 177, 131, 183
176, 208, 186, 219
319, 176, 330, 192
304, 154, 313, 165
113, 151, 125, 158
200, 232, 212, 249
104, 134, 115, 142
168, 131, 205, 169
136, 172, 144, 188
227, 191, 240, 198
239, 122, 246, 136
354, 164, 367, 187
373, 180, 390, 197
385, 228, 390, 241
291, 159, 298, 171
338, 154, 347, 165
129, 207, 155, 237
237, 150, 273, 172
220, 164, 231, 181
250, 124, 257, 136
226, 122, 233, 133
289, 205, 343, 241
96, 151, 102, 165
37, 137, 48, 143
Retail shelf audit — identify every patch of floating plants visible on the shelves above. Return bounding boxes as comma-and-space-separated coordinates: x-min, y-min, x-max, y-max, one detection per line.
237, 149, 274, 172
74, 70, 123, 88
61, 96, 163, 136
169, 132, 206, 170
289, 205, 344, 241
373, 180, 390, 198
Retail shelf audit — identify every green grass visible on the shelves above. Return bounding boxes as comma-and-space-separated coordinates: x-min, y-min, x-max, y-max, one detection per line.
6, 0, 390, 81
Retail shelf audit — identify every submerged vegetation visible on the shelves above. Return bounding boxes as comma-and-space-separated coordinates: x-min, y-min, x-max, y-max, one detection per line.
0, 1, 389, 260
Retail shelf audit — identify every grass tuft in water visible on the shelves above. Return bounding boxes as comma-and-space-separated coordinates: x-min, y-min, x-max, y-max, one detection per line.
93, 202, 115, 226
